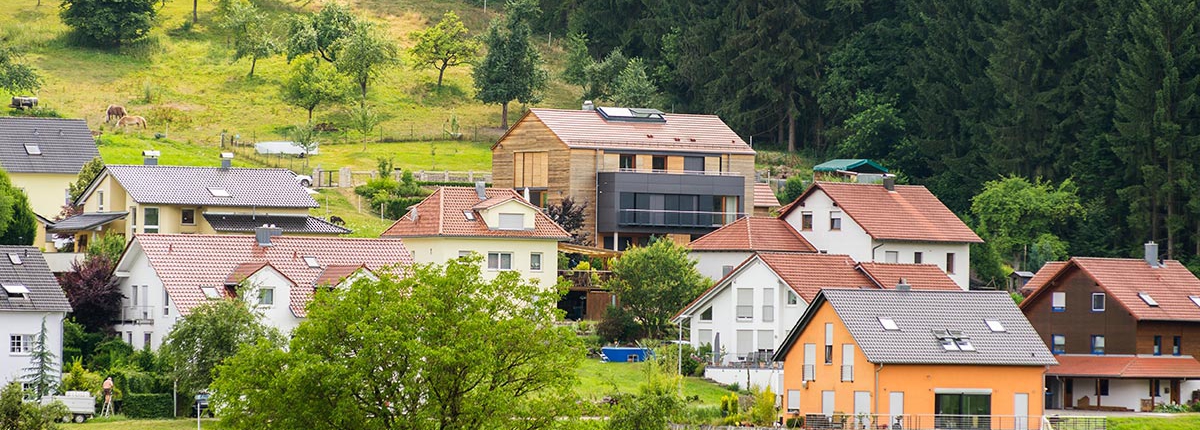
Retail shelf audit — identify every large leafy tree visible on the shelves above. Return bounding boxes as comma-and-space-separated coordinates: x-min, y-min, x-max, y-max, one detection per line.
604, 238, 709, 338
335, 22, 399, 99
0, 43, 40, 95
545, 196, 589, 245
280, 57, 349, 122
59, 0, 157, 46
971, 176, 1082, 280
0, 169, 35, 245
219, 0, 280, 77
59, 254, 122, 333
409, 11, 481, 89
161, 299, 283, 394
285, 2, 356, 63
473, 0, 548, 129
67, 157, 103, 204
211, 258, 583, 429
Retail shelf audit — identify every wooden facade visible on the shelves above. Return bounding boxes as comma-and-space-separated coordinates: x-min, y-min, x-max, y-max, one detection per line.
1023, 269, 1138, 355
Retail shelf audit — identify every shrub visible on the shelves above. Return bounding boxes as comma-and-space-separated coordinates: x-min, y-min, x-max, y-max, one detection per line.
1153, 402, 1188, 413
596, 305, 643, 344
7, 107, 63, 118
785, 416, 805, 428
747, 386, 778, 425
122, 393, 173, 418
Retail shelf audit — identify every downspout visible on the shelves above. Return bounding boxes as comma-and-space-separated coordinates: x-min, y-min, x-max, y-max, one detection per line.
875, 363, 884, 418
871, 241, 885, 260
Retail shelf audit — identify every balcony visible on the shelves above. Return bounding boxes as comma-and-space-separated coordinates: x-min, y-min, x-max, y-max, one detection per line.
119, 306, 154, 323
617, 208, 744, 228
598, 167, 744, 177
596, 170, 746, 235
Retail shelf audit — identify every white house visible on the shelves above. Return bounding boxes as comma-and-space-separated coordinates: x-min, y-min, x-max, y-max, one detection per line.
0, 246, 72, 387
779, 180, 982, 288
688, 216, 815, 281
111, 231, 412, 350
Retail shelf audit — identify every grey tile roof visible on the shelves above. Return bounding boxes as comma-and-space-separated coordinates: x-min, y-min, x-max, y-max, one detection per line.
0, 117, 100, 174
104, 165, 318, 208
775, 289, 1057, 366
46, 211, 128, 233
0, 246, 72, 312
202, 213, 350, 234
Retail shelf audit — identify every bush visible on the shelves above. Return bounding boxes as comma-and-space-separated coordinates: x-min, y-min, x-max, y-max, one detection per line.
747, 386, 778, 425
596, 305, 643, 344
122, 393, 173, 418
7, 107, 63, 118
1153, 402, 1189, 413
785, 416, 805, 428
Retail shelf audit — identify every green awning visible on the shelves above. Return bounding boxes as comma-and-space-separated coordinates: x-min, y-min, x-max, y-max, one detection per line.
813, 159, 888, 174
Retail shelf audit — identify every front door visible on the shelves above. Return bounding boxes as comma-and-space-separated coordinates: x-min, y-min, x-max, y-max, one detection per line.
1014, 393, 1029, 430
1172, 380, 1181, 404
889, 392, 904, 430
1064, 379, 1074, 408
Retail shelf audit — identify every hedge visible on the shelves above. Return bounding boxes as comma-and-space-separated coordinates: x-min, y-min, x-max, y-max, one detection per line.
417, 181, 491, 187
123, 393, 173, 418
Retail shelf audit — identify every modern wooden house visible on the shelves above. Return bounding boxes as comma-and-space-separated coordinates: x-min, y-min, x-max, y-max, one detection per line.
492, 107, 757, 250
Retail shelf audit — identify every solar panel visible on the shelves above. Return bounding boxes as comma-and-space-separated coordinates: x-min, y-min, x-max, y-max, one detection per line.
596, 106, 666, 122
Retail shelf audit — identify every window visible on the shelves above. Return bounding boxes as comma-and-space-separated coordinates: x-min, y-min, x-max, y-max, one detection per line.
824, 323, 834, 364
787, 290, 799, 306
1052, 292, 1066, 312
1154, 336, 1162, 356
9, 334, 33, 354
23, 144, 40, 155
129, 206, 136, 229
736, 288, 753, 321
830, 211, 842, 230
1139, 292, 1159, 307
652, 155, 667, 171
841, 344, 855, 382
181, 209, 195, 225
736, 330, 753, 359
530, 253, 543, 271
1174, 336, 1182, 356
801, 212, 813, 230
208, 188, 231, 197
722, 265, 734, 277
757, 330, 774, 353
1052, 334, 1065, 354
914, 252, 923, 264
98, 190, 104, 211
879, 317, 899, 331
303, 256, 320, 268
935, 330, 973, 351
985, 320, 1005, 332
1098, 379, 1109, 396
945, 253, 956, 274
803, 343, 816, 381
1091, 335, 1105, 355
498, 213, 525, 230
163, 288, 170, 316
1191, 296, 1200, 308
143, 332, 152, 348
259, 288, 274, 307
201, 287, 221, 299
935, 393, 991, 423
1150, 380, 1161, 396
787, 389, 801, 412
1, 283, 28, 298
885, 251, 899, 263
1092, 293, 1105, 312
619, 154, 636, 169
762, 289, 774, 323
700, 307, 713, 321
699, 329, 712, 347
458, 251, 472, 259
463, 210, 476, 221
131, 284, 139, 306
143, 207, 159, 233
487, 252, 513, 270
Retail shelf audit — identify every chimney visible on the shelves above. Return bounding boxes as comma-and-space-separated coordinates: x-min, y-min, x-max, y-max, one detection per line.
1145, 241, 1160, 268
142, 150, 160, 166
896, 277, 911, 292
883, 176, 896, 192
220, 152, 234, 169
475, 181, 487, 200
255, 224, 283, 247
582, 100, 595, 111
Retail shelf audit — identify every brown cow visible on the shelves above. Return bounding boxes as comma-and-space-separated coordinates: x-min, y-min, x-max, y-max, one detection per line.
105, 105, 127, 123
116, 115, 147, 129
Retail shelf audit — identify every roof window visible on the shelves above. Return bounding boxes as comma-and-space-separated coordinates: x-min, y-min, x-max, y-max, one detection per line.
878, 317, 899, 331
201, 287, 221, 299
934, 329, 974, 352
303, 256, 320, 268
596, 107, 667, 122
23, 144, 40, 155
208, 188, 231, 197
7, 253, 21, 265
463, 210, 475, 221
1190, 296, 1200, 308
1, 283, 29, 298
985, 319, 1005, 333
1138, 292, 1159, 307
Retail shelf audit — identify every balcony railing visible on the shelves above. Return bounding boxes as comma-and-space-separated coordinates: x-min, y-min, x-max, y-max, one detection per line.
618, 208, 744, 228
120, 305, 153, 322
795, 413, 1099, 430
600, 167, 744, 177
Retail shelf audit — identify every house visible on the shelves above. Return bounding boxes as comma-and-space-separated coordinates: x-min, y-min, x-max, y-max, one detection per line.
491, 106, 757, 250
380, 185, 570, 288
779, 180, 982, 288
52, 158, 347, 252
111, 231, 412, 349
1019, 243, 1200, 411
0, 246, 72, 387
687, 216, 815, 281
752, 183, 781, 216
774, 289, 1056, 429
673, 252, 961, 366
0, 117, 101, 248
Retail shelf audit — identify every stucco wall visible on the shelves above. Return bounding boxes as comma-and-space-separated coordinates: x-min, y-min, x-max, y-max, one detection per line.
690, 251, 753, 282
686, 260, 809, 364
401, 237, 560, 288
10, 172, 74, 218
0, 311, 65, 387
113, 246, 175, 350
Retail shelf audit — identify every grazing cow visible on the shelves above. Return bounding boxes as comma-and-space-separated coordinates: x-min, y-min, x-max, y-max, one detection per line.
105, 105, 127, 123
329, 215, 346, 226
116, 115, 148, 129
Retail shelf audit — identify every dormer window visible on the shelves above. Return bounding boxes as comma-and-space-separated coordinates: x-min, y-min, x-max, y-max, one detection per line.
1, 283, 29, 298
1138, 292, 1159, 307
498, 213, 524, 230
23, 144, 40, 155
208, 188, 231, 197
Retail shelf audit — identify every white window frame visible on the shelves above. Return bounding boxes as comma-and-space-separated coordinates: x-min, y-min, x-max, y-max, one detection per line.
786, 290, 799, 306
830, 211, 842, 231
736, 288, 754, 321
181, 208, 196, 226
98, 190, 104, 211
803, 343, 817, 381
700, 307, 713, 322
1092, 292, 1105, 312
1052, 292, 1066, 311
163, 288, 170, 316
736, 329, 753, 360
762, 288, 775, 322
530, 252, 543, 272
497, 213, 525, 230
10, 334, 34, 354
884, 251, 899, 263
757, 330, 774, 353
487, 252, 513, 271
143, 207, 160, 233
787, 389, 801, 412
258, 287, 275, 307
841, 344, 855, 382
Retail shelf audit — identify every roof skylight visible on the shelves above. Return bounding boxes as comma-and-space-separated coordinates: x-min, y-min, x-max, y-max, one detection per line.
208, 188, 231, 197
303, 256, 320, 268
1138, 292, 1159, 307
985, 319, 1005, 332
463, 210, 475, 221
1, 283, 29, 297
1190, 296, 1200, 308
201, 287, 221, 299
934, 329, 974, 352
23, 144, 40, 155
878, 317, 899, 331
7, 253, 21, 265
596, 106, 667, 122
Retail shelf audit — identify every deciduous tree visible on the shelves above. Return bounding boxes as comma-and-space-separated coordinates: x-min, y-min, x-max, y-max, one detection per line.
346, 102, 381, 152
67, 158, 103, 203
285, 2, 356, 63
970, 176, 1082, 278
604, 238, 708, 339
59, 0, 157, 46
161, 299, 283, 394
409, 11, 480, 89
334, 22, 399, 98
219, 0, 279, 77
280, 57, 349, 122
473, 0, 548, 129
59, 255, 122, 333
0, 43, 40, 95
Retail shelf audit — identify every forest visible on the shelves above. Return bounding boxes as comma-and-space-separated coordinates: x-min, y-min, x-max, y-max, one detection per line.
530, 0, 1200, 273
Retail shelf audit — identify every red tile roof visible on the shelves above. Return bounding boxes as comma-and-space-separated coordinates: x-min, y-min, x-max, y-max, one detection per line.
500, 108, 755, 155
688, 217, 815, 252
314, 264, 371, 287
381, 187, 571, 240
857, 262, 963, 291
782, 182, 982, 243
1020, 261, 1066, 295
1049, 354, 1200, 379
1021, 257, 1200, 321
131, 234, 413, 318
754, 183, 780, 208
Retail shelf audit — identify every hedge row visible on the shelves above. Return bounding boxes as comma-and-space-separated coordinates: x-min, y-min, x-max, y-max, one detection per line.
123, 393, 173, 418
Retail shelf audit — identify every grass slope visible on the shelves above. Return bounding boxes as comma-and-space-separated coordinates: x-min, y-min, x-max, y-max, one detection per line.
574, 358, 732, 407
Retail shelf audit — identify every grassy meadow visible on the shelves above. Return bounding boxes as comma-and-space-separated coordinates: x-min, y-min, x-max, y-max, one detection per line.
574, 358, 733, 407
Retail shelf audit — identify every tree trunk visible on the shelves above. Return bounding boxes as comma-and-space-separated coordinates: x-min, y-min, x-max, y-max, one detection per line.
360, 80, 368, 99
787, 111, 796, 152
249, 57, 257, 77
193, 0, 198, 24
437, 66, 447, 89
501, 102, 509, 129
307, 108, 314, 123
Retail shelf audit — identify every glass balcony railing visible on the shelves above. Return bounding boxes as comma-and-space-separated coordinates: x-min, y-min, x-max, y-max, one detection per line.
617, 208, 744, 228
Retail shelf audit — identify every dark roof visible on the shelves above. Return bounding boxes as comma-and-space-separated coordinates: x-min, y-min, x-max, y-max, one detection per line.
774, 289, 1056, 366
202, 213, 350, 235
0, 246, 72, 312
812, 159, 888, 174
95, 165, 318, 208
0, 117, 100, 174
46, 212, 128, 233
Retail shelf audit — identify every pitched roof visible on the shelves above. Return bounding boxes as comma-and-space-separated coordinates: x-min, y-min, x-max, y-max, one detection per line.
0, 246, 71, 313
688, 217, 815, 252
1049, 354, 1200, 379
314, 264, 371, 286
1020, 257, 1200, 322
775, 289, 1057, 366
125, 234, 412, 318
812, 159, 888, 174
97, 165, 318, 208
858, 262, 964, 291
500, 108, 754, 155
782, 182, 982, 243
46, 212, 128, 233
753, 183, 781, 208
381, 187, 571, 240
0, 117, 100, 174
1019, 261, 1066, 294
202, 213, 350, 235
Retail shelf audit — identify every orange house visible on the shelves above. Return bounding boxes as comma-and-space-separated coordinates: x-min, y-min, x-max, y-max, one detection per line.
773, 289, 1057, 429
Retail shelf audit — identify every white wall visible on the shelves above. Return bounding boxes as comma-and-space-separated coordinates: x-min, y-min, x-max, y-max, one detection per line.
690, 251, 753, 282
113, 247, 175, 350
685, 259, 809, 364
402, 237, 561, 288
705, 366, 784, 394
873, 242, 971, 289
1068, 378, 1176, 411
0, 311, 66, 388
241, 268, 303, 336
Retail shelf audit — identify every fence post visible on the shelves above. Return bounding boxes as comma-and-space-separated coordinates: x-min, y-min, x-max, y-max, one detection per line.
444, 170, 450, 181
468, 170, 474, 182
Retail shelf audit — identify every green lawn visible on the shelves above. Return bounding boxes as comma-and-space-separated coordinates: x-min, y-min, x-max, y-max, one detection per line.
62, 416, 223, 429
311, 188, 394, 238
1107, 415, 1200, 430
574, 358, 733, 407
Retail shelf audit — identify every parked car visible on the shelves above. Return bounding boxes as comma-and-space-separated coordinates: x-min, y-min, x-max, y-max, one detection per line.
41, 391, 94, 423
192, 391, 214, 418
294, 173, 313, 187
